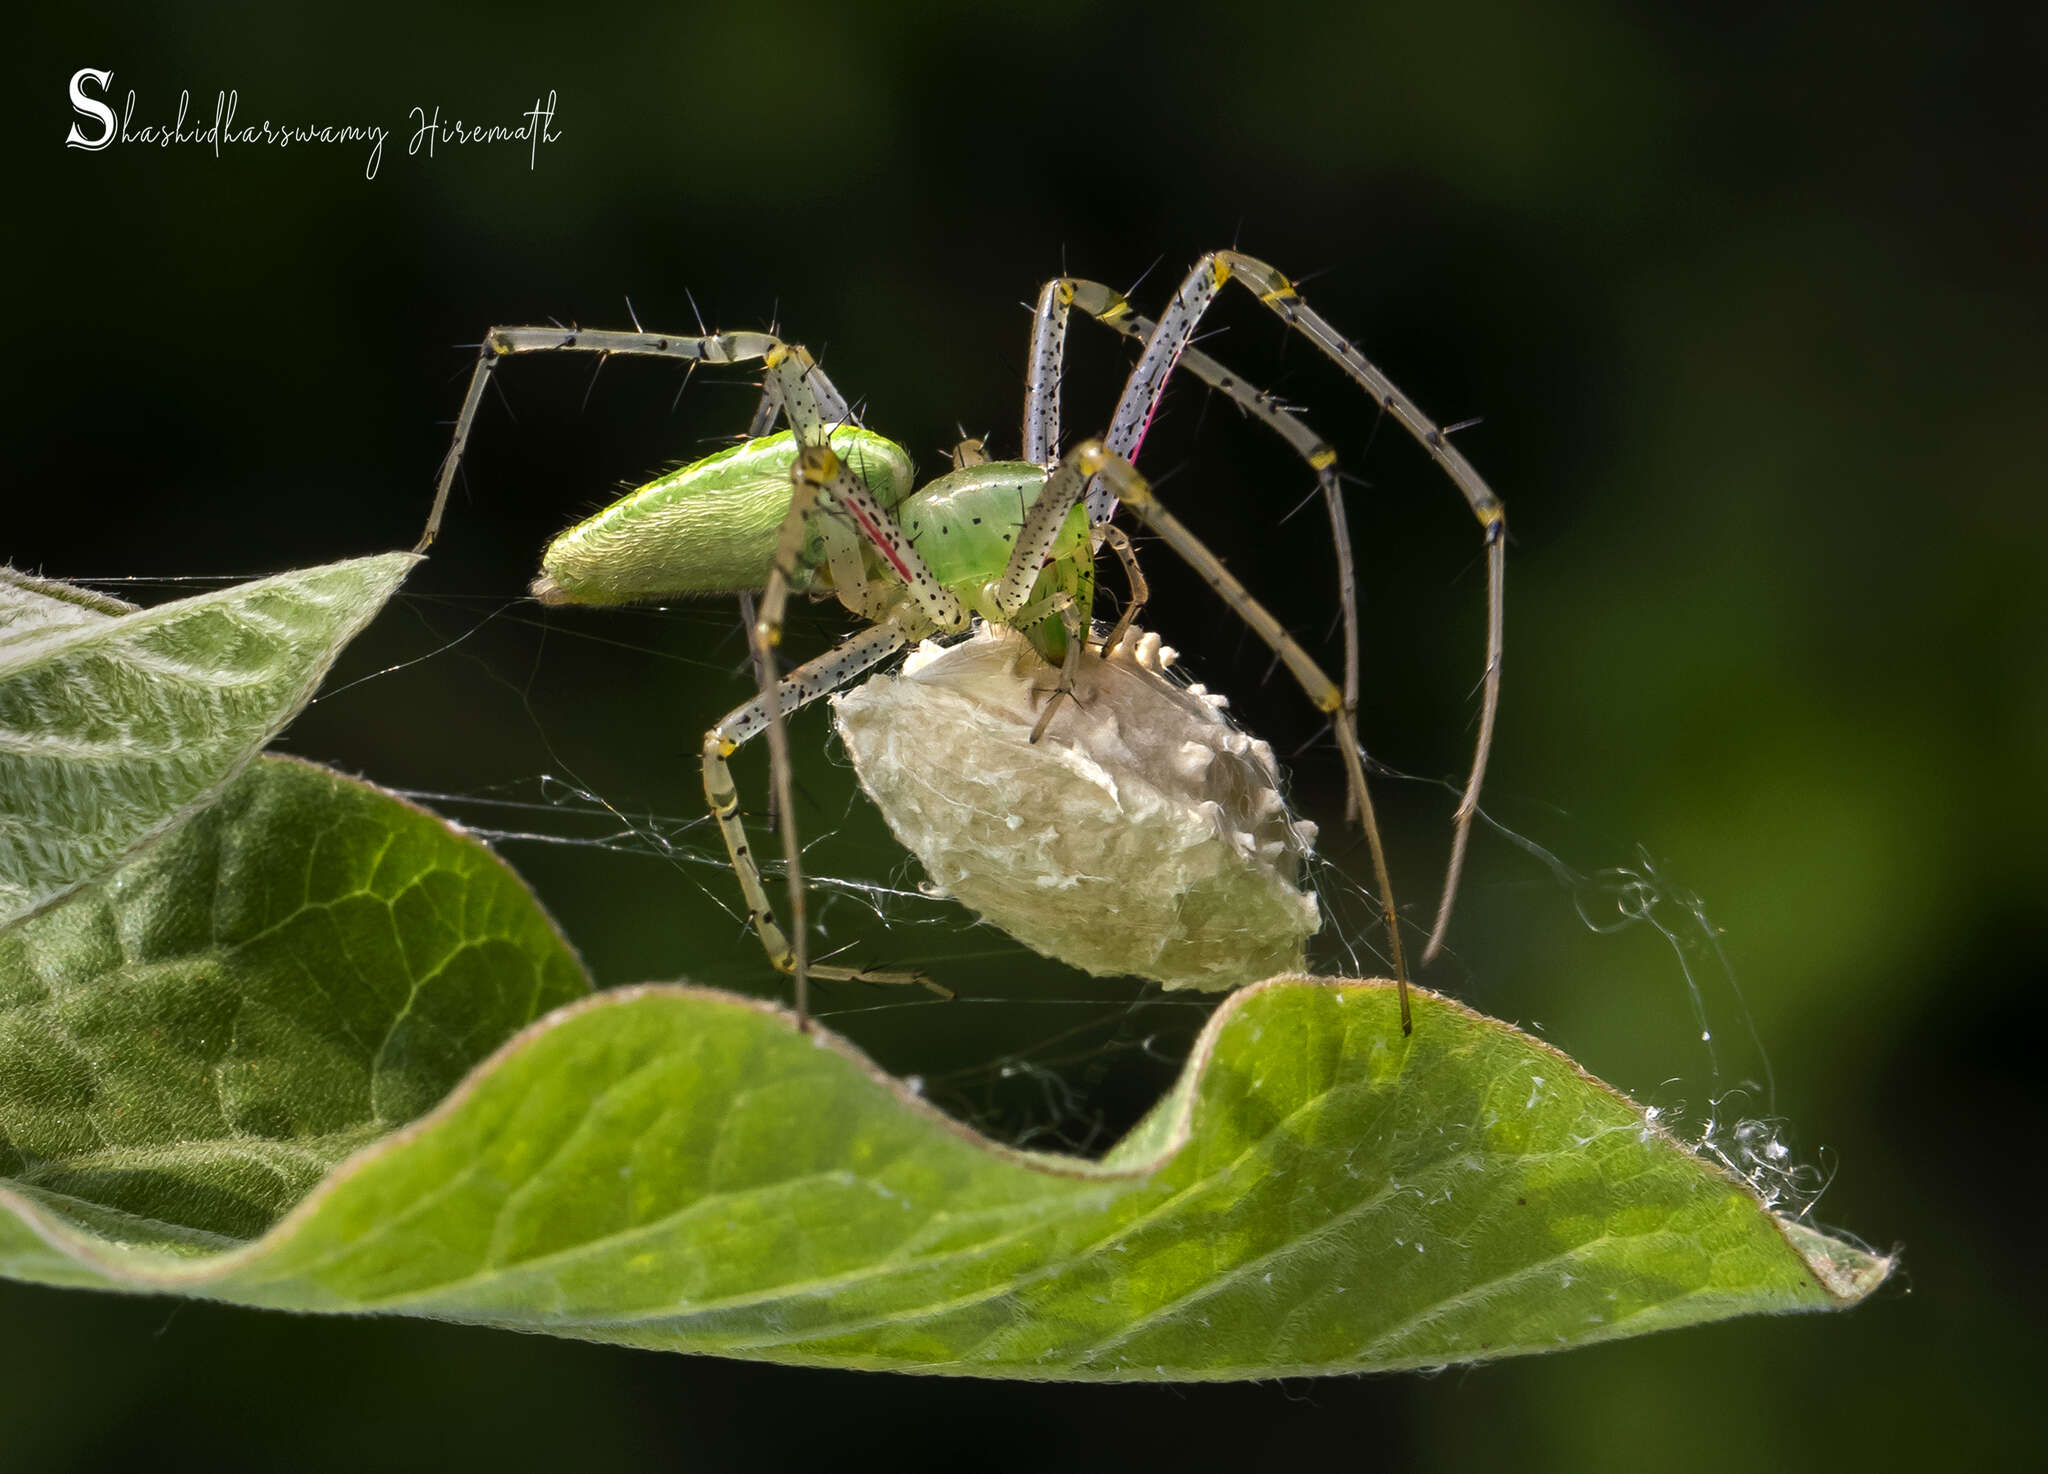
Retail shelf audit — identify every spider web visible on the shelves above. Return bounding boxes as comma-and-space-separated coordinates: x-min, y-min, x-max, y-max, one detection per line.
67, 574, 1832, 1211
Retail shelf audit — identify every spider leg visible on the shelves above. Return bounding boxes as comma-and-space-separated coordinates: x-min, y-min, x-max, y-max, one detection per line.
980, 449, 1134, 737
1022, 277, 1075, 465
746, 376, 784, 438
1085, 253, 1508, 965
1082, 443, 1415, 1033
987, 441, 1106, 618
767, 439, 967, 646
703, 613, 951, 1028
1022, 273, 1365, 824
1094, 525, 1150, 657
749, 429, 967, 1024
418, 324, 854, 552
1027, 593, 1089, 745
1064, 298, 1358, 755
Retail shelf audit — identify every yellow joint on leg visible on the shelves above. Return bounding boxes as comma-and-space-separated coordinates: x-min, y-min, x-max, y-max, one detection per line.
1258, 275, 1299, 303
795, 444, 842, 480
1309, 444, 1338, 470
718, 738, 738, 757
1210, 258, 1233, 289
1100, 293, 1133, 321
1316, 688, 1343, 714
764, 344, 790, 368
1057, 280, 1077, 305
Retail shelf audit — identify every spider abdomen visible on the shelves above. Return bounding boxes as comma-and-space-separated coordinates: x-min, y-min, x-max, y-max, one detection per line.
531, 428, 914, 606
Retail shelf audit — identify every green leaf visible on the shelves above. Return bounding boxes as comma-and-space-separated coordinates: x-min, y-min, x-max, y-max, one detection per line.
0, 754, 1888, 1377
0, 569, 141, 645
0, 555, 418, 927
0, 755, 590, 1248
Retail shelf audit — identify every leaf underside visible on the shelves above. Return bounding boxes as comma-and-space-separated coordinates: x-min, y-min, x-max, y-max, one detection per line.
0, 556, 418, 928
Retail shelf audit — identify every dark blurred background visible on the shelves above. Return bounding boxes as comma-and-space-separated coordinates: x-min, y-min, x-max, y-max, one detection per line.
5, 2, 2041, 1470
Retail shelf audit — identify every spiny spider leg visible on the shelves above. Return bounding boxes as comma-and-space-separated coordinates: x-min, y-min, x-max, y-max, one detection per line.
418, 325, 853, 553
1023, 275, 1364, 822
757, 351, 903, 624
744, 349, 904, 1024
1062, 254, 1508, 965
1022, 279, 1075, 467
968, 441, 1141, 739
988, 441, 1121, 619
1095, 525, 1150, 657
703, 615, 950, 1016
1027, 593, 1089, 745
732, 351, 905, 854
1086, 447, 1417, 1033
746, 375, 784, 438
767, 437, 966, 644
752, 431, 965, 1024
736, 591, 782, 839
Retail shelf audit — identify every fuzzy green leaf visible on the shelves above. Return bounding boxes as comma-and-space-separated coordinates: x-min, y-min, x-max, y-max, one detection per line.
0, 755, 590, 1247
0, 755, 1888, 1377
0, 556, 417, 926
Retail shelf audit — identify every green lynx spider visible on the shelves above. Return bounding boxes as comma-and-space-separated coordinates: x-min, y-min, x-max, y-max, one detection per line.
417, 252, 1507, 1034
